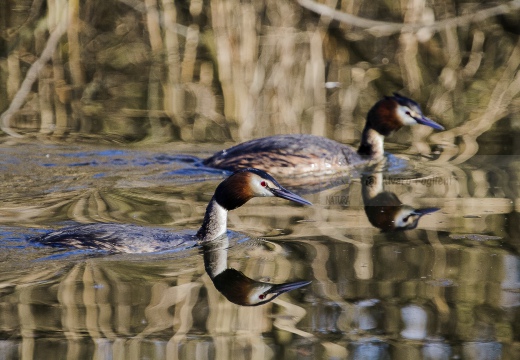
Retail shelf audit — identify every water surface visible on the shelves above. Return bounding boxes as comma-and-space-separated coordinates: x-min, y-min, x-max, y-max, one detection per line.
1, 140, 519, 360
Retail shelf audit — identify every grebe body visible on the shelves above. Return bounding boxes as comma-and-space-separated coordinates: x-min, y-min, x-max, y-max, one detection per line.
34, 168, 311, 253
203, 94, 444, 177
204, 134, 365, 177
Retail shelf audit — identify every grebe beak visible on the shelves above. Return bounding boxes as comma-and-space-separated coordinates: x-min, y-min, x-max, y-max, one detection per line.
413, 207, 440, 216
266, 280, 312, 295
415, 115, 445, 131
270, 187, 313, 206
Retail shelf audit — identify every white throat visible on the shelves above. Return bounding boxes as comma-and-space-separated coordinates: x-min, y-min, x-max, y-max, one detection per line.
362, 169, 384, 202
203, 236, 229, 278
365, 128, 385, 159
198, 198, 228, 242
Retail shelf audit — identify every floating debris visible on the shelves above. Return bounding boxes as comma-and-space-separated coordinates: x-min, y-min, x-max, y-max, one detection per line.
449, 234, 502, 241
426, 279, 456, 287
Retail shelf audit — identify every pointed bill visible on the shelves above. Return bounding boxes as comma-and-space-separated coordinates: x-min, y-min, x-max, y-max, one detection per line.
270, 187, 312, 206
415, 115, 444, 131
413, 207, 440, 216
267, 280, 312, 295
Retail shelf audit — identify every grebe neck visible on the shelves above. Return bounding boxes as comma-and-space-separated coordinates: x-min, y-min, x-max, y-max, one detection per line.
196, 197, 228, 242
357, 126, 385, 159
202, 236, 229, 279
361, 161, 385, 202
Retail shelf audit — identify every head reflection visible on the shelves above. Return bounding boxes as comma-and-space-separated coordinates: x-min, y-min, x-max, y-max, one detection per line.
202, 236, 310, 306
362, 166, 439, 231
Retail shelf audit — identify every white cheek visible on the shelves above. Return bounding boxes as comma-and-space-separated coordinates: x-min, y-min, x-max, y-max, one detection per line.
395, 209, 413, 228
397, 107, 417, 126
395, 218, 407, 228
247, 285, 271, 303
250, 181, 275, 197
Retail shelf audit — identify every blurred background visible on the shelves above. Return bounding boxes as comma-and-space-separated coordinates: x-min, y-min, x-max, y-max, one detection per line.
0, 0, 519, 157
2, 1, 520, 359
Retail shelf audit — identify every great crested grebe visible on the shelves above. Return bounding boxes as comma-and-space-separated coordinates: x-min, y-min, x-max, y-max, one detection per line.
203, 236, 310, 306
34, 168, 312, 253
203, 94, 444, 177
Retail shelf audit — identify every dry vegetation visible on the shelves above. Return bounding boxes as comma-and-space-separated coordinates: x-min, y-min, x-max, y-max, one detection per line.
0, 0, 519, 160
2, 3, 520, 358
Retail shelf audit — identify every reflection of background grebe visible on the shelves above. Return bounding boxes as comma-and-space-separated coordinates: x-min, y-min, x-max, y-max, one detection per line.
33, 169, 311, 252
203, 236, 310, 306
204, 94, 444, 177
362, 163, 439, 231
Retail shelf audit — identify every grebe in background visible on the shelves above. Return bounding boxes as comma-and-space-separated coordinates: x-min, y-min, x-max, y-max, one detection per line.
34, 168, 312, 253
203, 94, 444, 177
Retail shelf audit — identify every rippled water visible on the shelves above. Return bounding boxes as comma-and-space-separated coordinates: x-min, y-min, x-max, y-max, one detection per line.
2, 0, 520, 356
0, 139, 519, 360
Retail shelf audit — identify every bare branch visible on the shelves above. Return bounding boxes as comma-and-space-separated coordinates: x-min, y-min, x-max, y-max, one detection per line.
431, 38, 520, 164
0, 9, 69, 137
298, 0, 520, 37
117, 0, 147, 13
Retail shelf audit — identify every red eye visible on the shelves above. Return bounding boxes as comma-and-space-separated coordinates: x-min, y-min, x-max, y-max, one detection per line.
260, 181, 267, 187
259, 294, 266, 300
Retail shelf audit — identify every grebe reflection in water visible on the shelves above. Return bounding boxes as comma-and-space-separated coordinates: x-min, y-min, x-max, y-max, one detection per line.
203, 235, 310, 306
362, 162, 439, 232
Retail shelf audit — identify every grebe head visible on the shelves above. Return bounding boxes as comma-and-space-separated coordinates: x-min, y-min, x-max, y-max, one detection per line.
365, 204, 439, 231
363, 189, 440, 231
368, 93, 444, 136
393, 93, 445, 130
197, 168, 311, 241
214, 168, 312, 210
390, 206, 440, 231
212, 268, 311, 306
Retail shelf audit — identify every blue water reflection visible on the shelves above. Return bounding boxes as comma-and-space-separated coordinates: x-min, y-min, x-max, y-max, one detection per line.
0, 143, 519, 359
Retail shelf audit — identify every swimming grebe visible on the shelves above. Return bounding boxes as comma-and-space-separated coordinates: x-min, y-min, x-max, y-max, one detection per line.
203, 94, 444, 177
362, 164, 439, 231
34, 168, 312, 253
203, 236, 310, 306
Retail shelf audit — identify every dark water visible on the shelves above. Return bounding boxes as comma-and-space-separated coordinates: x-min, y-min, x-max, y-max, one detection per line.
0, 139, 519, 360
